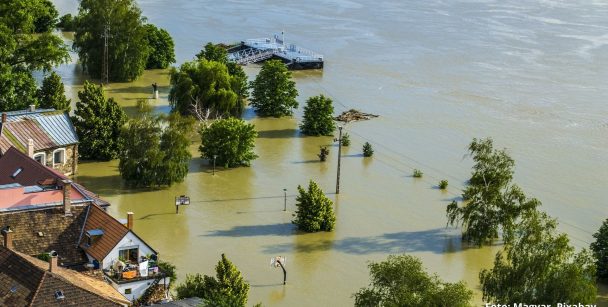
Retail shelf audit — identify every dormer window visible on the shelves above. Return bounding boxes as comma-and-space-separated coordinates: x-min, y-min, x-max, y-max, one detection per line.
85, 229, 104, 246
33, 153, 46, 166
53, 149, 65, 165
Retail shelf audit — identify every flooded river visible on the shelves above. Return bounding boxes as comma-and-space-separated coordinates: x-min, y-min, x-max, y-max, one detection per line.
52, 0, 607, 305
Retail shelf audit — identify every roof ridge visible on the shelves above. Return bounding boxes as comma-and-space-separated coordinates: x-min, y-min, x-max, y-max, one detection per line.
29, 267, 47, 307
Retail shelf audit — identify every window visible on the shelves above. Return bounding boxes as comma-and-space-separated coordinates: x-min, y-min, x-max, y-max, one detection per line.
119, 247, 139, 264
53, 149, 65, 165
124, 288, 132, 294
10, 168, 22, 179
33, 153, 46, 166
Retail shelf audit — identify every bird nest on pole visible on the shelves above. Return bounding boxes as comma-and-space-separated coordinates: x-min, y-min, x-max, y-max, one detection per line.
334, 109, 379, 122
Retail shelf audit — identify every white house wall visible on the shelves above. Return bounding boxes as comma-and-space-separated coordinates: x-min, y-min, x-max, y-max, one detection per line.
111, 277, 169, 302
101, 231, 155, 270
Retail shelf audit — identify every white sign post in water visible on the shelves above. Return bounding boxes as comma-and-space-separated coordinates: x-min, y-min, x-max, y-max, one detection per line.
270, 256, 287, 285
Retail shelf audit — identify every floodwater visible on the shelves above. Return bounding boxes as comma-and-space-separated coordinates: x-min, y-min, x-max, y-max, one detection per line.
52, 0, 607, 305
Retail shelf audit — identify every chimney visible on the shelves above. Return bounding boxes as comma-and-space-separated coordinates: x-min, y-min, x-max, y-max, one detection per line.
27, 139, 34, 158
127, 212, 134, 230
49, 251, 58, 273
1, 113, 6, 123
62, 180, 72, 216
29, 104, 35, 112
2, 226, 13, 249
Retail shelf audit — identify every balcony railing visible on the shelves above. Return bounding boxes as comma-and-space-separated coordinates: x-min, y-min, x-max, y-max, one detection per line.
103, 265, 165, 285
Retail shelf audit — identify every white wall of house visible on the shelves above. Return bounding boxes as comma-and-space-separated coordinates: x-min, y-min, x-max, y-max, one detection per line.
101, 231, 156, 270
110, 277, 169, 302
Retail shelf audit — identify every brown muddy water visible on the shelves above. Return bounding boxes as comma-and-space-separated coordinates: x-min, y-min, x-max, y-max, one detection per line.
51, 0, 608, 305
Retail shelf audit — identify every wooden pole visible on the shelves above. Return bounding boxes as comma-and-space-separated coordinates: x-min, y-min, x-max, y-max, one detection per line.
336, 126, 343, 194
277, 260, 286, 285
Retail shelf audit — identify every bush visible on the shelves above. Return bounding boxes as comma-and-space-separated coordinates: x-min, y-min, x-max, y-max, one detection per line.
176, 254, 250, 306
591, 218, 608, 281
363, 142, 373, 157
293, 180, 336, 232
57, 13, 76, 31
157, 260, 177, 286
318, 146, 329, 162
199, 118, 258, 168
249, 59, 298, 117
300, 95, 335, 136
144, 24, 175, 69
341, 133, 351, 146
413, 169, 423, 178
439, 180, 448, 189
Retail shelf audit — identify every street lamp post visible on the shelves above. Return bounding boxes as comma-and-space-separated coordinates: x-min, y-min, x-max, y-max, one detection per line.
336, 126, 343, 194
213, 155, 217, 176
283, 188, 287, 211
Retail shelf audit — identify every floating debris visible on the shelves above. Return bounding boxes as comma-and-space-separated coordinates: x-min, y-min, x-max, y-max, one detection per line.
334, 109, 379, 122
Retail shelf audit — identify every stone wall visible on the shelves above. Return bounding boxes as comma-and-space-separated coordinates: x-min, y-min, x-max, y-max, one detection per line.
38, 144, 78, 176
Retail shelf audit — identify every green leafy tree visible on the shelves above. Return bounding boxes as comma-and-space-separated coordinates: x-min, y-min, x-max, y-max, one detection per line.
157, 260, 177, 286
57, 14, 76, 31
144, 24, 175, 69
33, 0, 58, 33
169, 59, 244, 118
363, 142, 374, 157
300, 95, 335, 136
591, 218, 608, 280
0, 0, 69, 111
199, 118, 257, 168
37, 71, 70, 111
119, 102, 193, 187
354, 254, 473, 307
73, 0, 150, 81
446, 138, 540, 246
480, 210, 597, 304
196, 42, 249, 102
73, 81, 127, 160
249, 59, 298, 117
293, 180, 336, 232
176, 254, 250, 307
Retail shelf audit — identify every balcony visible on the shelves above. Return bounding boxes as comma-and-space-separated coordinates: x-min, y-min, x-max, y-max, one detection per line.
103, 262, 165, 285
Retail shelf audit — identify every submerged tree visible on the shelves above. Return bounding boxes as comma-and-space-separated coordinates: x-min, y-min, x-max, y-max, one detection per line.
293, 180, 336, 232
169, 59, 244, 118
119, 101, 193, 187
73, 81, 127, 160
480, 210, 597, 304
176, 254, 250, 307
354, 254, 473, 307
591, 218, 608, 281
196, 42, 249, 102
144, 24, 175, 69
0, 0, 69, 111
249, 59, 298, 117
37, 71, 71, 111
300, 95, 335, 136
199, 117, 257, 168
446, 138, 539, 246
74, 0, 150, 81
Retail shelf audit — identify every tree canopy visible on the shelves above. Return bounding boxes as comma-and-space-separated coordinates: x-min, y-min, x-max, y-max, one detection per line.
446, 138, 540, 246
72, 81, 127, 161
0, 0, 69, 111
293, 180, 336, 232
300, 94, 335, 136
353, 254, 473, 307
480, 210, 597, 304
144, 24, 175, 69
591, 218, 608, 281
119, 101, 194, 187
198, 117, 257, 168
37, 71, 71, 111
249, 59, 298, 117
74, 0, 150, 82
176, 254, 250, 307
169, 59, 245, 118
196, 42, 249, 102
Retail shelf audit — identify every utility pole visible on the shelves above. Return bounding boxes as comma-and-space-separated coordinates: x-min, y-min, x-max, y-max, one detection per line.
283, 188, 287, 211
101, 23, 111, 85
336, 126, 343, 194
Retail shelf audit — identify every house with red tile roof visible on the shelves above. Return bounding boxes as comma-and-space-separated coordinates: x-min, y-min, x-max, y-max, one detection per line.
0, 147, 168, 304
0, 106, 79, 176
